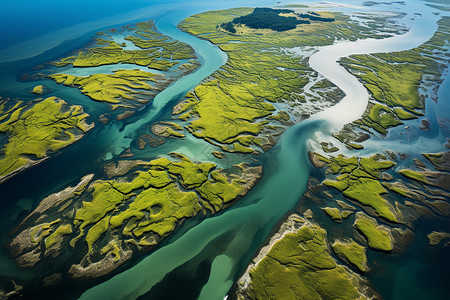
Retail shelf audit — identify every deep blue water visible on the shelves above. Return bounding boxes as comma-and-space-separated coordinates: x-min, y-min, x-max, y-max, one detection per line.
0, 0, 171, 49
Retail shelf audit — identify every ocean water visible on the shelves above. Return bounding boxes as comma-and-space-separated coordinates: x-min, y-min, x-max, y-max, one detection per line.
0, 1, 449, 299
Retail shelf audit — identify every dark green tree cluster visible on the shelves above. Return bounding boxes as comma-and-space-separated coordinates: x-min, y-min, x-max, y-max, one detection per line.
220, 8, 334, 33
297, 13, 335, 22
308, 11, 320, 16
220, 21, 236, 33
226, 7, 309, 32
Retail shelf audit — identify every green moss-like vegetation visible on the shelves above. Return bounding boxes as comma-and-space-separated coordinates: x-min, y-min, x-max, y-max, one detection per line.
347, 142, 364, 150
12, 153, 261, 275
176, 8, 392, 152
30, 220, 61, 245
100, 240, 122, 262
394, 107, 418, 120
45, 224, 73, 249
177, 81, 274, 152
268, 110, 290, 122
62, 21, 195, 70
342, 210, 354, 219
345, 57, 426, 110
321, 142, 339, 153
246, 223, 370, 299
322, 207, 353, 222
126, 21, 196, 60
364, 103, 403, 134
382, 182, 409, 197
323, 179, 348, 191
85, 216, 110, 253
342, 17, 450, 135
322, 207, 342, 221
321, 154, 398, 222
344, 178, 395, 220
73, 43, 174, 70
50, 20, 199, 114
151, 122, 185, 138
337, 200, 356, 210
52, 56, 76, 67
423, 152, 450, 172
332, 239, 369, 272
354, 212, 393, 251
64, 21, 194, 69
0, 97, 93, 182
398, 169, 427, 183
212, 151, 225, 159
157, 154, 216, 189
398, 167, 449, 192
52, 69, 156, 108
197, 168, 247, 212
121, 185, 200, 238
32, 85, 45, 95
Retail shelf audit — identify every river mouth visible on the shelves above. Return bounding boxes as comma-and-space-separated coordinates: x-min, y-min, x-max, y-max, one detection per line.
0, 1, 448, 299
79, 2, 446, 300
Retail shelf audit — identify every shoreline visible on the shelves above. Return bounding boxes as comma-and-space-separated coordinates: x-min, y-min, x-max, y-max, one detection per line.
234, 213, 305, 294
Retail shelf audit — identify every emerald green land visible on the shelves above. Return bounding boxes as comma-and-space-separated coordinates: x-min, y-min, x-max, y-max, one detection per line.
0, 97, 93, 183
51, 69, 157, 109
315, 153, 399, 222
238, 216, 373, 299
50, 21, 199, 115
176, 7, 391, 153
339, 17, 449, 136
11, 153, 262, 279
54, 22, 195, 70
354, 212, 393, 251
332, 239, 369, 272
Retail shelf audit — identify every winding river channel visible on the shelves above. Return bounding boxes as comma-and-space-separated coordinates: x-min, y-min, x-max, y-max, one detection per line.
76, 2, 443, 300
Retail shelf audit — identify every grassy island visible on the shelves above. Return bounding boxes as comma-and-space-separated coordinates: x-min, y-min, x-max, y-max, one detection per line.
0, 97, 93, 183
398, 169, 427, 183
176, 7, 390, 153
50, 20, 199, 114
340, 17, 450, 135
10, 153, 261, 279
423, 152, 450, 172
315, 153, 399, 222
332, 239, 369, 273
56, 21, 196, 70
151, 121, 185, 139
354, 212, 393, 252
51, 69, 157, 108
31, 85, 45, 95
397, 166, 450, 193
238, 218, 373, 299
322, 207, 353, 222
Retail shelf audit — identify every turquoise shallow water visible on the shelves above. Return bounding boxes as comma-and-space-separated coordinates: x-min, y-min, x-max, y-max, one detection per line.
78, 118, 320, 300
0, 1, 449, 299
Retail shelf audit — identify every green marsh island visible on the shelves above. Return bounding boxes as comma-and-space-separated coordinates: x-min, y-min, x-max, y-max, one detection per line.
0, 2, 449, 299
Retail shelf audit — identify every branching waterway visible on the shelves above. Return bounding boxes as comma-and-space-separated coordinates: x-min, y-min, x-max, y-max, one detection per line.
78, 3, 442, 300
104, 11, 228, 156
